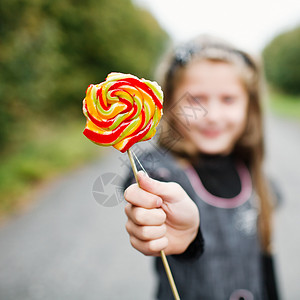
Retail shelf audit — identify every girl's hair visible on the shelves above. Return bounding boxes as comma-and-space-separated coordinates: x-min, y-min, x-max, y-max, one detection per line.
157, 35, 273, 253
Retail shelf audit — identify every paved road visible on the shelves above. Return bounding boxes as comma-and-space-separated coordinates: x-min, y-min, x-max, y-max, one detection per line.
0, 114, 299, 300
265, 114, 300, 299
0, 148, 156, 300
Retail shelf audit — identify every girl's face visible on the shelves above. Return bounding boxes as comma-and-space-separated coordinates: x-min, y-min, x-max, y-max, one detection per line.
173, 60, 248, 155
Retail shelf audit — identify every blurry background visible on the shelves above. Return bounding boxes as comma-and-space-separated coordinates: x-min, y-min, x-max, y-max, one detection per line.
0, 0, 168, 215
0, 0, 299, 299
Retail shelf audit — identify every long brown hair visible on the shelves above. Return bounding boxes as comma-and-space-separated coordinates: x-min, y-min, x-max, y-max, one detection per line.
157, 35, 273, 253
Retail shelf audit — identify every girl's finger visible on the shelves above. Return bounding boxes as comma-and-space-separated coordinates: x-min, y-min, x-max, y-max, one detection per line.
126, 220, 167, 241
124, 183, 163, 208
125, 204, 166, 226
129, 235, 168, 256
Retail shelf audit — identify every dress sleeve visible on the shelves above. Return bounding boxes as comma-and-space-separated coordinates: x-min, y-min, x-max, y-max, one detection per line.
172, 226, 204, 261
262, 253, 281, 300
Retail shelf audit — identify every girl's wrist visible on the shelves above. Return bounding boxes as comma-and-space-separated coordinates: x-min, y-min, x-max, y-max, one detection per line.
173, 226, 204, 260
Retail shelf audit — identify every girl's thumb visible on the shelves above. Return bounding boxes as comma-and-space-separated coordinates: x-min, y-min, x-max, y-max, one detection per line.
136, 171, 171, 198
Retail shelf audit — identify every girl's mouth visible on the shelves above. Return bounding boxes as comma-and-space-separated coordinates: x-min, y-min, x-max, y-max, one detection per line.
200, 129, 223, 138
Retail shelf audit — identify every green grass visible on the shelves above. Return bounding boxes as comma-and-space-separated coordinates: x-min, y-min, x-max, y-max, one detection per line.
0, 118, 101, 218
268, 88, 300, 120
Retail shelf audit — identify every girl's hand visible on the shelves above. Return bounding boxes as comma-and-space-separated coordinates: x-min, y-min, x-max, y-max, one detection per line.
124, 171, 200, 256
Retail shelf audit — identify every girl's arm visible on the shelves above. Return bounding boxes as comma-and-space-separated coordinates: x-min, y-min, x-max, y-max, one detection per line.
124, 171, 200, 256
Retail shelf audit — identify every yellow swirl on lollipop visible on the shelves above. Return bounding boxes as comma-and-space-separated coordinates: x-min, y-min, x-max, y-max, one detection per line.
82, 72, 163, 152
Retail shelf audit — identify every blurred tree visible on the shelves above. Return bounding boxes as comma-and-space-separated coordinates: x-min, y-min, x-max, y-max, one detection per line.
263, 25, 300, 95
0, 0, 169, 151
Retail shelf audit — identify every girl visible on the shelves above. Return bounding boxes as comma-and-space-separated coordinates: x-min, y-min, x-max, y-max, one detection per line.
123, 35, 280, 300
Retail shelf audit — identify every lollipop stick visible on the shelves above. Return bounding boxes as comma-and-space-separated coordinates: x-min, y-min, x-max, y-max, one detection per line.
127, 148, 139, 184
127, 149, 180, 300
159, 249, 180, 300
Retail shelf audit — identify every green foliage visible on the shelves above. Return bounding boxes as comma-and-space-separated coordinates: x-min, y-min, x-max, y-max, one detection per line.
268, 88, 300, 120
263, 25, 300, 95
0, 119, 101, 215
0, 0, 169, 151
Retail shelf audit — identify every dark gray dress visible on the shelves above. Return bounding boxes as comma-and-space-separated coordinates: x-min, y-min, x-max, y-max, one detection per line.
123, 147, 278, 300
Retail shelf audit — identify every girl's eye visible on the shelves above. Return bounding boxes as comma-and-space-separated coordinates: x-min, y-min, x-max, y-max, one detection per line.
186, 95, 205, 106
222, 96, 236, 103
193, 96, 206, 103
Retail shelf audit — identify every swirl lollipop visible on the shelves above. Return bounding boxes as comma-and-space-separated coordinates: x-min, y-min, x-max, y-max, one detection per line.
83, 72, 163, 153
82, 72, 180, 300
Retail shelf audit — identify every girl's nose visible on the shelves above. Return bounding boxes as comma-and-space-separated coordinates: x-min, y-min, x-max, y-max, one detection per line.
205, 99, 222, 122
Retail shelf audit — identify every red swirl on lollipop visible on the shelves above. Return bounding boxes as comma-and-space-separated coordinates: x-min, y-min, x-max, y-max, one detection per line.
82, 72, 163, 152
